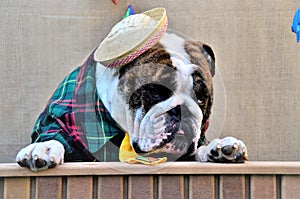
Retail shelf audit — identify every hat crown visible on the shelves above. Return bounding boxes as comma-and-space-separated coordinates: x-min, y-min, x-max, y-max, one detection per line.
102, 14, 157, 51
94, 7, 167, 67
108, 14, 156, 39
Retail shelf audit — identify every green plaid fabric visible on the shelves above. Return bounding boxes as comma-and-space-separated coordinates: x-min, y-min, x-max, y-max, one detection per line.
31, 52, 125, 161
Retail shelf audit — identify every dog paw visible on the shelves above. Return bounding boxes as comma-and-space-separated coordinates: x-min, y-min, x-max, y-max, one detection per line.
16, 140, 65, 171
196, 136, 248, 163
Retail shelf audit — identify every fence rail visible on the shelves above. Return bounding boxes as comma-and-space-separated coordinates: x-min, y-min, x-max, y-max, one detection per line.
1, 161, 300, 199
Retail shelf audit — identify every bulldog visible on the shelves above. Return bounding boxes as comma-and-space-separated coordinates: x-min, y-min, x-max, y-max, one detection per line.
16, 8, 248, 171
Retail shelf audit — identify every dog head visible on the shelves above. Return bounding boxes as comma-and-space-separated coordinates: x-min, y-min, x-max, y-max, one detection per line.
96, 33, 215, 159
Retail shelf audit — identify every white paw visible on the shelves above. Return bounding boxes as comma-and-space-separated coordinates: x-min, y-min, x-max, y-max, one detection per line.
196, 136, 248, 163
16, 140, 65, 171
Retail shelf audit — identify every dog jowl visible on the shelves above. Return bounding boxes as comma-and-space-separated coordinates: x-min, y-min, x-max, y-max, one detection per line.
16, 8, 248, 171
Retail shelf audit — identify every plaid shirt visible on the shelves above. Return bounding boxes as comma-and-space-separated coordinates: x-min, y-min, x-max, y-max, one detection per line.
31, 52, 125, 161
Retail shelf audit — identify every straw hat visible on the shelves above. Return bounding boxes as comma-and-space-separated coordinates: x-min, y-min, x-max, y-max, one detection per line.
94, 7, 168, 68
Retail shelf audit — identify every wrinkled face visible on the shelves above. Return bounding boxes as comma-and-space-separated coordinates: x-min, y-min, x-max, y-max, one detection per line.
97, 33, 215, 160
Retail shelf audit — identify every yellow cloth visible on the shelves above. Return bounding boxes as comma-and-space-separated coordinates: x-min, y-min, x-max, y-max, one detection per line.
119, 133, 167, 165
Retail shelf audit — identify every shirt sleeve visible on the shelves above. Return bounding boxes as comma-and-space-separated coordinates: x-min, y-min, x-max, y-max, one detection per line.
30, 67, 81, 154
31, 112, 73, 154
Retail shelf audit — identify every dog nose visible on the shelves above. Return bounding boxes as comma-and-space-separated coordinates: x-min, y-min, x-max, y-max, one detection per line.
180, 105, 194, 118
167, 105, 181, 121
166, 105, 181, 133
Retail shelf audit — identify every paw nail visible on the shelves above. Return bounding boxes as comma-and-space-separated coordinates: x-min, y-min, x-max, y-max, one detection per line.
24, 154, 29, 160
233, 144, 238, 149
242, 147, 247, 152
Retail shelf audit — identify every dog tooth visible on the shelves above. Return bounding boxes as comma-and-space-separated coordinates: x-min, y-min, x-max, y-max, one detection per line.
216, 143, 222, 150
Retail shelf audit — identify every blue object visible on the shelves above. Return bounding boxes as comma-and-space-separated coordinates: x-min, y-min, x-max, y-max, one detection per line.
124, 4, 135, 18
292, 7, 300, 42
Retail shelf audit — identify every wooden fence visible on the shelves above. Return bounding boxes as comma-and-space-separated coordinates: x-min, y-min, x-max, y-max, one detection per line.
0, 162, 300, 199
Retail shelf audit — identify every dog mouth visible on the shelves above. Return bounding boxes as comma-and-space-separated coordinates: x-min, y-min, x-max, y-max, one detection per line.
131, 104, 201, 159
159, 133, 188, 154
158, 121, 197, 156
133, 120, 197, 157
132, 120, 181, 154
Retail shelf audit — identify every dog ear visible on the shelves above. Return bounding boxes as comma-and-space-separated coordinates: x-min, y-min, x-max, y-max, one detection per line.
202, 44, 215, 77
184, 41, 216, 77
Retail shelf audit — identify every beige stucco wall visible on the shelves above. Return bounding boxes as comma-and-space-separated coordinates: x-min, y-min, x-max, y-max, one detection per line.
1, 0, 300, 162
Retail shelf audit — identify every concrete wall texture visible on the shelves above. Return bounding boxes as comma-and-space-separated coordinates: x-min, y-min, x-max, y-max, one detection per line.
1, 0, 300, 162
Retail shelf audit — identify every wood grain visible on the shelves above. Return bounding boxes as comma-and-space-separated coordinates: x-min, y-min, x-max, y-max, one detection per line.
0, 162, 300, 199
1, 162, 300, 177
4, 177, 30, 199
36, 177, 62, 199
189, 175, 215, 199
281, 175, 300, 199
129, 176, 154, 199
67, 176, 93, 199
158, 175, 184, 199
98, 176, 123, 199
219, 175, 245, 199
250, 175, 276, 199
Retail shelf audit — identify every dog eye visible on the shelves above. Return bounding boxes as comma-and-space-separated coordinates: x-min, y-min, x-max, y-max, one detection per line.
197, 99, 204, 106
149, 88, 163, 98
191, 70, 212, 109
129, 83, 173, 112
143, 83, 173, 102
